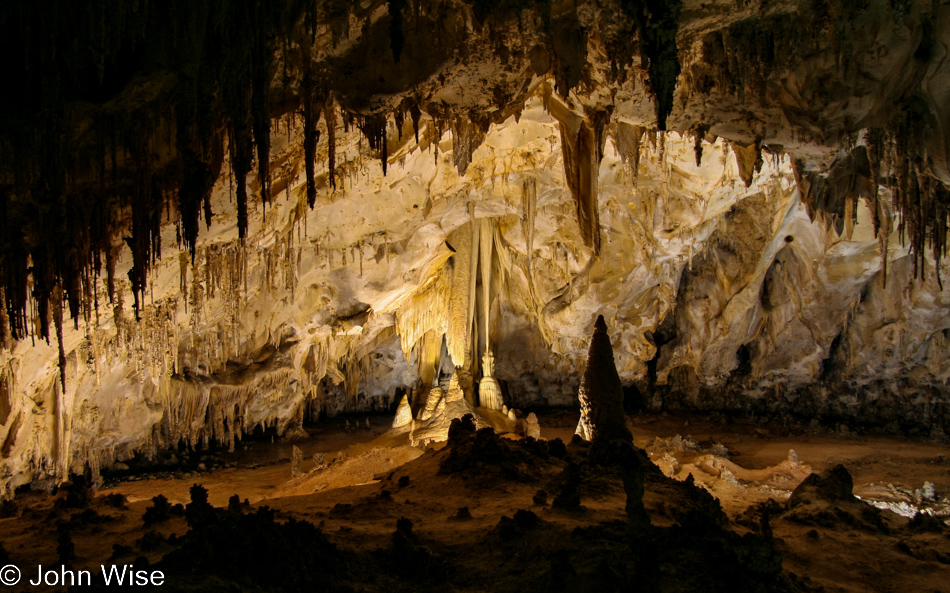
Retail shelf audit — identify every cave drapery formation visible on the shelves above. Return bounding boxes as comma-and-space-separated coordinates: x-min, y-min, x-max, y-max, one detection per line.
0, 0, 949, 494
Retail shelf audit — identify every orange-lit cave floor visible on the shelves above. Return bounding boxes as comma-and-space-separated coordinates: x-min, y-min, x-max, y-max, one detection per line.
0, 411, 947, 593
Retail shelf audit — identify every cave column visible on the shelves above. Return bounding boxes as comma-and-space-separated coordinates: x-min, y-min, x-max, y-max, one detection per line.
477, 218, 503, 410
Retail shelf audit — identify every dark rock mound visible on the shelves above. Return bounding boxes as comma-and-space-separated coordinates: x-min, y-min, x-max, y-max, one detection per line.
787, 464, 854, 508
439, 414, 565, 481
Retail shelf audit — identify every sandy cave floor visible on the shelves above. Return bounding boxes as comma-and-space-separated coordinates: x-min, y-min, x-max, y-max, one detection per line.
0, 410, 947, 592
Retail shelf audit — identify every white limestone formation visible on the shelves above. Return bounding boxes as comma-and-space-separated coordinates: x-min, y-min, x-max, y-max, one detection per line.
479, 351, 504, 411
419, 387, 446, 422
446, 372, 465, 403
392, 395, 413, 430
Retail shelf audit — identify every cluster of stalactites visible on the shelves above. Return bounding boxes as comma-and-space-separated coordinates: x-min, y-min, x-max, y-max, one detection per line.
67, 367, 304, 487
0, 0, 690, 375
791, 125, 949, 287
694, 0, 949, 285
865, 124, 949, 287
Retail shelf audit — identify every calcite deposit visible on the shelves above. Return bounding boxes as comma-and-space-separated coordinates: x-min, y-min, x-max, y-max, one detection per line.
0, 0, 948, 496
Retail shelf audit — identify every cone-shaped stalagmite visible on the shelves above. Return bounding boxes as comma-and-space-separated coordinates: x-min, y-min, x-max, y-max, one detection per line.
575, 315, 632, 444
392, 394, 413, 430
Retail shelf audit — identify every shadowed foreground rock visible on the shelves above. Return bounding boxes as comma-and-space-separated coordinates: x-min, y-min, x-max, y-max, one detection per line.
788, 464, 856, 508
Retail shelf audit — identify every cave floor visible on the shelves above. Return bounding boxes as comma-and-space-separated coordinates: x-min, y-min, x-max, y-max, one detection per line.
0, 411, 947, 592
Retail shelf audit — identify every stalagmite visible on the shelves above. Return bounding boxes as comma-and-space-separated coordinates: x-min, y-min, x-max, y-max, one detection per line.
291, 446, 303, 478
392, 395, 412, 430
446, 372, 464, 403
479, 351, 504, 410
312, 452, 327, 469
419, 387, 445, 421
575, 316, 632, 444
526, 413, 541, 439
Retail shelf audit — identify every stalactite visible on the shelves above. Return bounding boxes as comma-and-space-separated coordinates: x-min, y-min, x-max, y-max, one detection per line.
324, 103, 337, 191
844, 193, 855, 241
550, 13, 588, 98
467, 206, 480, 353
394, 107, 405, 141
410, 103, 422, 143
479, 218, 494, 347
451, 117, 487, 177
231, 125, 252, 241
522, 177, 538, 307
414, 329, 440, 387
396, 259, 450, 362
447, 222, 474, 367
619, 0, 683, 130
865, 130, 886, 260
388, 0, 407, 62
359, 114, 390, 175
730, 139, 763, 187
302, 28, 321, 209
560, 119, 602, 254
692, 124, 711, 166
251, 4, 277, 207
0, 288, 9, 351
51, 285, 66, 393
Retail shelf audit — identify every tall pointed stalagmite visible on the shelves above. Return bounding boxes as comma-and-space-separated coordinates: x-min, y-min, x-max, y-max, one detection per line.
575, 315, 632, 444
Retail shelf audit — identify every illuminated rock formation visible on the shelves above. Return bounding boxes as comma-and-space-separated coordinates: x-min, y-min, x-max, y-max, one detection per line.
0, 0, 949, 495
392, 395, 413, 431
419, 388, 446, 422
526, 413, 541, 439
479, 352, 504, 411
446, 373, 465, 403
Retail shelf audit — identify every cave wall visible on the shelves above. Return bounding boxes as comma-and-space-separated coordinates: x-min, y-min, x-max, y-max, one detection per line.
1, 0, 950, 494
0, 91, 947, 495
